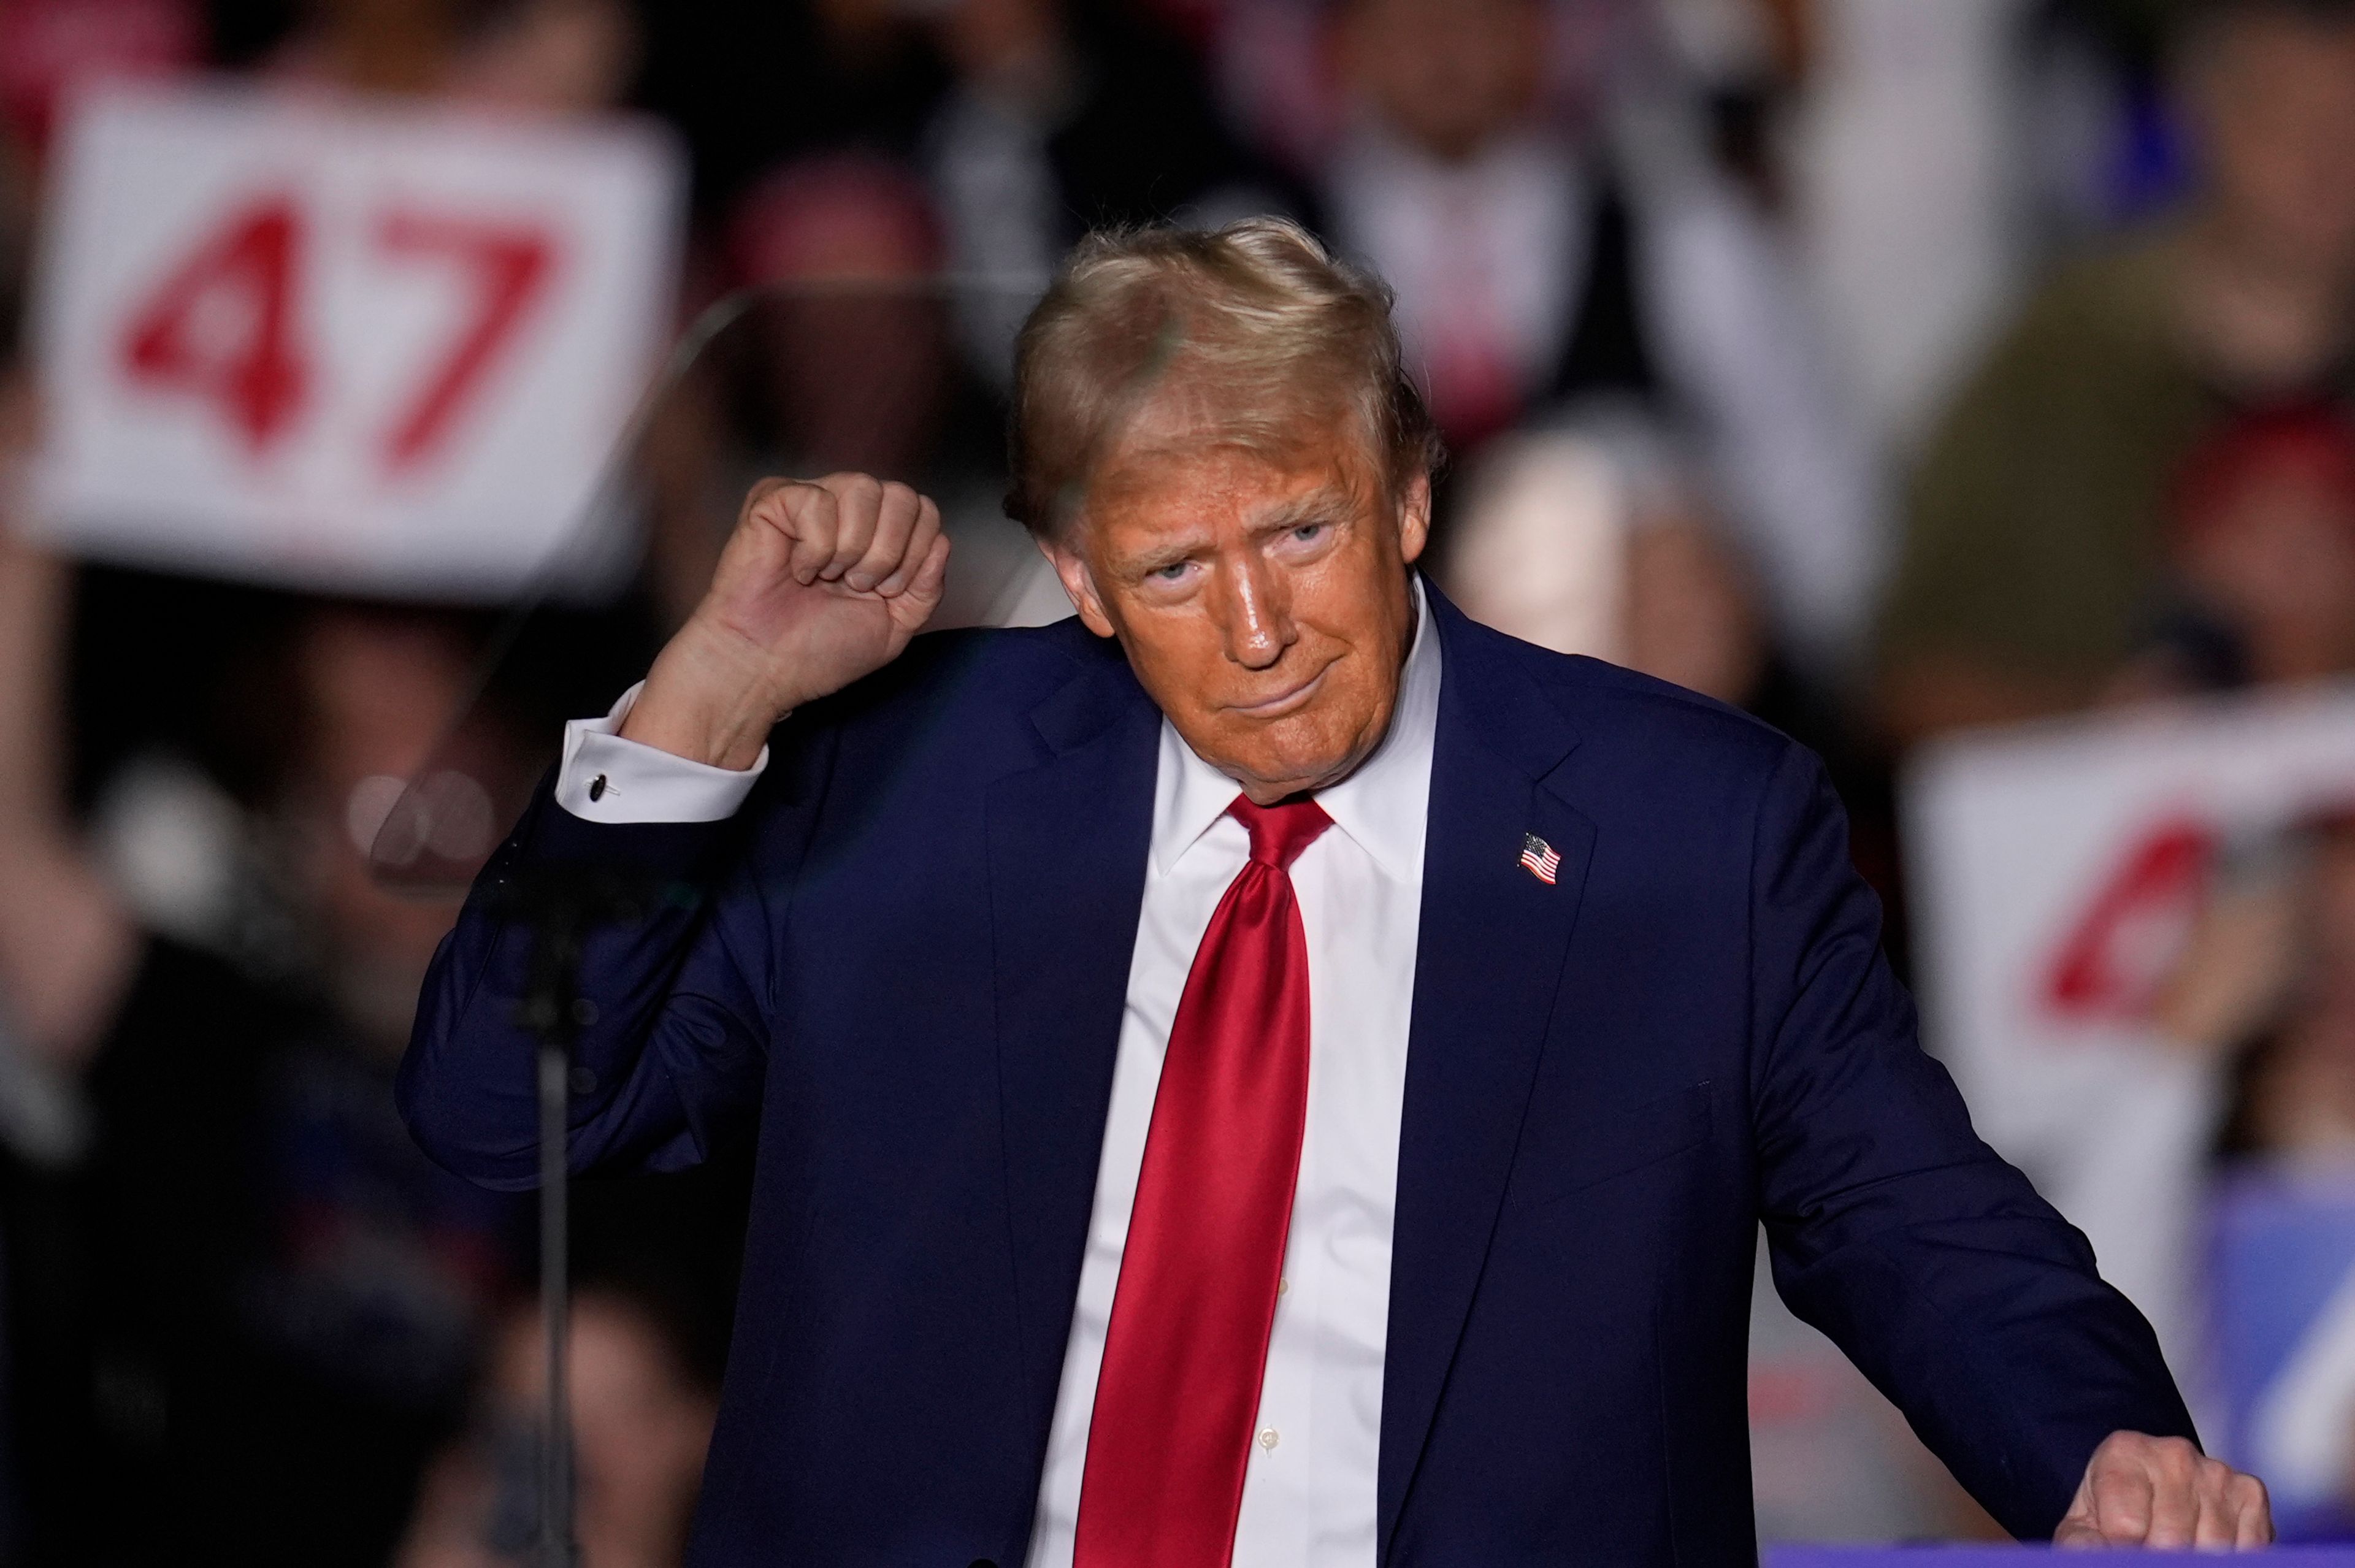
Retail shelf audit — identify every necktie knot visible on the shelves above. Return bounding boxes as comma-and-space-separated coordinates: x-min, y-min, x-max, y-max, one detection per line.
1229, 795, 1331, 871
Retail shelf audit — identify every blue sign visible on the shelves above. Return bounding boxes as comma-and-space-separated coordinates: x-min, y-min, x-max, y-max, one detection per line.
1770, 1551, 2355, 1566
2211, 1171, 2355, 1543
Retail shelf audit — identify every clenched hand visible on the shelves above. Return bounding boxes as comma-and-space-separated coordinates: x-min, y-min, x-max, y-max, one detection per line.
2056, 1431, 2271, 1550
622, 474, 951, 769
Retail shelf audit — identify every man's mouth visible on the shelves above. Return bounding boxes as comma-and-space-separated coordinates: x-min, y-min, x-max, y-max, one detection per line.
1228, 665, 1330, 719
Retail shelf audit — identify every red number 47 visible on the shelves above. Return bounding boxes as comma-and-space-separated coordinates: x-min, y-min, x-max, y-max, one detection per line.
118, 194, 557, 472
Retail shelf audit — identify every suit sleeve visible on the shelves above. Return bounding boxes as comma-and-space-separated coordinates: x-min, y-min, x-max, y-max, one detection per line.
1747, 741, 2196, 1539
395, 733, 822, 1191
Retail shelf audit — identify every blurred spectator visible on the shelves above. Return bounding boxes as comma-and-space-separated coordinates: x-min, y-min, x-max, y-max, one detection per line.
448, 0, 639, 115
1439, 418, 1766, 704
662, 150, 1065, 632
2113, 403, 2355, 697
2138, 805, 2355, 1168
1876, 0, 2355, 746
0, 0, 201, 161
269, 0, 638, 112
2018, 0, 2201, 244
267, 0, 477, 95
1320, 0, 1884, 680
1188, 0, 1660, 189
918, 0, 1287, 384
0, 528, 538, 1564
635, 0, 948, 220
2002, 784, 2355, 1408
397, 1284, 718, 1568
2221, 813, 2355, 1162
727, 155, 965, 479
1787, 0, 2032, 454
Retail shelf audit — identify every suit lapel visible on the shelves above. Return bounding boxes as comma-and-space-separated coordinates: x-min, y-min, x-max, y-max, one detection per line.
985, 644, 1160, 1456
1379, 595, 1596, 1556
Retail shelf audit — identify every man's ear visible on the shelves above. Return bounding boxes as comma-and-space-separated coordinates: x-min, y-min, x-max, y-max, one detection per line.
1038, 532, 1118, 638
1397, 471, 1433, 567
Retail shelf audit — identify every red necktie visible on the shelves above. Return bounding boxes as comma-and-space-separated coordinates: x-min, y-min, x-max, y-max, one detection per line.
1074, 794, 1332, 1568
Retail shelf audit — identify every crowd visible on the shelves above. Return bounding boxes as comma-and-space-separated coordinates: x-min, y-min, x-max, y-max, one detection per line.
0, 0, 2352, 1561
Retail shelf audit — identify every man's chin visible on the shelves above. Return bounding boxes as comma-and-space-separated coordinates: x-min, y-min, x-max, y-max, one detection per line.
1217, 740, 1370, 801
1180, 700, 1385, 798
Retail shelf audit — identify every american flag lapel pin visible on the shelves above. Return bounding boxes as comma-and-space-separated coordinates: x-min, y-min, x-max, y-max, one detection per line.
1518, 832, 1561, 885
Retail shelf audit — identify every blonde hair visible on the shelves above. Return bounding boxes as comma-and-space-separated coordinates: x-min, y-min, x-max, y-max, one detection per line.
1005, 216, 1441, 538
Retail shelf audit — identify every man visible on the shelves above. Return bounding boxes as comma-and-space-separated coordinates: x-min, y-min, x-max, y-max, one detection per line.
1870, 0, 2355, 1386
1877, 0, 2355, 745
1318, 0, 1882, 679
400, 220, 2268, 1563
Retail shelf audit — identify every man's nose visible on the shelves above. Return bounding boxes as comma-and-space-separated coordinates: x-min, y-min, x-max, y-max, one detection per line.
1217, 559, 1294, 671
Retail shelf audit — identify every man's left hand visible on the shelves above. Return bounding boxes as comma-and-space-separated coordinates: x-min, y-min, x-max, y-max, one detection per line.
2055, 1431, 2272, 1549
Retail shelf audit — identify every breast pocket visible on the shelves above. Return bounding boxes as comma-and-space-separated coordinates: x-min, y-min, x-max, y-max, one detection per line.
1514, 1081, 1714, 1212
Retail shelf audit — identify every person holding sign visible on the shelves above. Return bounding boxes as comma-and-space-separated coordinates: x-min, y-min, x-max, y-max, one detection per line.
400, 220, 2270, 1562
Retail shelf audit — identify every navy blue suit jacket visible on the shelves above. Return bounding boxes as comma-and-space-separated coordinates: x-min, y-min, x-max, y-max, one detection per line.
400, 586, 2193, 1566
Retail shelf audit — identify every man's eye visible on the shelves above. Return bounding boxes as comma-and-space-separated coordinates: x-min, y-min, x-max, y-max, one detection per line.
1292, 522, 1326, 542
1151, 562, 1189, 581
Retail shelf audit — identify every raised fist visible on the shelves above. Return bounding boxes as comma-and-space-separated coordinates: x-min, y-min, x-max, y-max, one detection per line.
622, 473, 951, 768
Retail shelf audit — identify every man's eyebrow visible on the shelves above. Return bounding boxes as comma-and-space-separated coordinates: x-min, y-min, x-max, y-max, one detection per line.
1122, 533, 1209, 575
1248, 488, 1353, 536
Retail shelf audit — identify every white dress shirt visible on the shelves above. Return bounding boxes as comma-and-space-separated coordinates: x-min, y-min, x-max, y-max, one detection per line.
553, 586, 1444, 1568
553, 682, 767, 823
1328, 126, 1585, 399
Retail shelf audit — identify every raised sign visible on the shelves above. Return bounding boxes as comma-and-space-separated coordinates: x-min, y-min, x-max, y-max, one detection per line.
1902, 687, 2355, 1367
29, 79, 682, 597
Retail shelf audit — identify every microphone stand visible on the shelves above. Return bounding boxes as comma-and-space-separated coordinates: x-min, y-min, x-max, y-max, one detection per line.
507, 866, 650, 1568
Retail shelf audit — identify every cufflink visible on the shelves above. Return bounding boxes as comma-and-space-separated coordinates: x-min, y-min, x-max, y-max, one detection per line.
589, 774, 608, 802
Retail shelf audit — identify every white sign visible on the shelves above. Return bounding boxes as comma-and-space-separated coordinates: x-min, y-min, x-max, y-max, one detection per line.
28, 80, 682, 597
1904, 686, 2355, 1369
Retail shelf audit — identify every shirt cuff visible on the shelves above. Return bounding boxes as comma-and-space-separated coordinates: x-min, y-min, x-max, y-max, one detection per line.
553, 682, 770, 824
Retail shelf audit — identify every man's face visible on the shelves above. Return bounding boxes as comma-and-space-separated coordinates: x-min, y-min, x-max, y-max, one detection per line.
2180, 462, 2355, 651
1043, 419, 1430, 805
2195, 15, 2355, 278
1339, 0, 1546, 163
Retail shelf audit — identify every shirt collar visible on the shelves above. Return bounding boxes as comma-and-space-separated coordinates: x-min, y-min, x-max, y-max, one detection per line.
1151, 574, 1442, 882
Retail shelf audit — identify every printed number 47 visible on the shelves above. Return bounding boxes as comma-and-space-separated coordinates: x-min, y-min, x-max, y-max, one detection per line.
118, 194, 557, 470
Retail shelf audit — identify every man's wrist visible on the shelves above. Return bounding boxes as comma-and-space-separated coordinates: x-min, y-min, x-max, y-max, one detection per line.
619, 624, 795, 770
